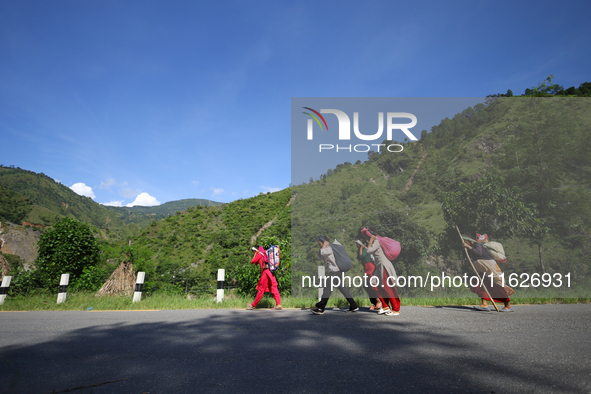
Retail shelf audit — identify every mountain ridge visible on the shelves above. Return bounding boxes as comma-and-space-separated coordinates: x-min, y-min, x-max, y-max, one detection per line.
0, 166, 223, 235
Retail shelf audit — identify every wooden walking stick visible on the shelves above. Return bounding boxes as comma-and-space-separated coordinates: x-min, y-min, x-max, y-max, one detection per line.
456, 225, 500, 312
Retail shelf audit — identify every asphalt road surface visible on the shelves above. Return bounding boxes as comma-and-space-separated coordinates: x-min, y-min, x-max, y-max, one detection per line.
1, 304, 590, 393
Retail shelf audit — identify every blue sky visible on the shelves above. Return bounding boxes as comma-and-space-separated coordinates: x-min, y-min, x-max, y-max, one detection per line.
1, 1, 589, 206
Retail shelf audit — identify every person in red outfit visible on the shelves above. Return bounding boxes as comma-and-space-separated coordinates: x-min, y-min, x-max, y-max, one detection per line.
361, 227, 401, 316
355, 240, 381, 310
247, 245, 282, 310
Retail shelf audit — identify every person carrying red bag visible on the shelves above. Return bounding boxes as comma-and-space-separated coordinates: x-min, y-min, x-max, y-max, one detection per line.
361, 227, 401, 316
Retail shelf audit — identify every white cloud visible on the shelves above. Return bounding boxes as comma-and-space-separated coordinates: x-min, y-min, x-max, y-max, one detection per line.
260, 186, 280, 193
191, 180, 200, 186
126, 192, 161, 207
211, 188, 224, 197
99, 178, 116, 190
102, 200, 124, 207
70, 182, 96, 199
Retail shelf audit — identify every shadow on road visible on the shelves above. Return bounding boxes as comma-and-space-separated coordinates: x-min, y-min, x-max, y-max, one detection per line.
0, 307, 589, 393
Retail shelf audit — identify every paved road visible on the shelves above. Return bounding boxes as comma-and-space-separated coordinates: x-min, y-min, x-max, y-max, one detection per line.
1, 304, 590, 393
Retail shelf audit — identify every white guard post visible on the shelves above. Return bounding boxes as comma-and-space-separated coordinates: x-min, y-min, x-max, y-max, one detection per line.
57, 273, 70, 304
0, 276, 12, 305
133, 271, 145, 303
318, 265, 325, 301
216, 269, 225, 303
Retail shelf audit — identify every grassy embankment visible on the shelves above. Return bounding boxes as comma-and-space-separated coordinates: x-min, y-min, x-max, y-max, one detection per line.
1, 292, 588, 312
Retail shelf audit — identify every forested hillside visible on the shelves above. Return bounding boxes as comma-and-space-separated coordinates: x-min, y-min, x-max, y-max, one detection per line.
0, 166, 129, 232
0, 183, 33, 224
102, 188, 292, 294
0, 167, 222, 238
292, 96, 591, 298
105, 198, 223, 228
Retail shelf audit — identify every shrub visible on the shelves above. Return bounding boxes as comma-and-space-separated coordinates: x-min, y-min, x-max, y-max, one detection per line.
36, 218, 101, 288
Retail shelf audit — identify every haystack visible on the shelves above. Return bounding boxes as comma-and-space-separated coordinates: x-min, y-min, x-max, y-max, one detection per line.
0, 253, 11, 280
95, 258, 136, 297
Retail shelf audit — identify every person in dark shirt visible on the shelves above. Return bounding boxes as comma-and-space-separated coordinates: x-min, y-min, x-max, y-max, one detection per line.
312, 235, 359, 314
462, 236, 514, 312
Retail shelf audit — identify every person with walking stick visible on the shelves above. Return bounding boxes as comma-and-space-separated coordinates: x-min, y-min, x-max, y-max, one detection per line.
462, 236, 514, 312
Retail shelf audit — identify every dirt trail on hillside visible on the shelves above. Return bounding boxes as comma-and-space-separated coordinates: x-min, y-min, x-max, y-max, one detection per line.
250, 194, 296, 245
403, 144, 427, 192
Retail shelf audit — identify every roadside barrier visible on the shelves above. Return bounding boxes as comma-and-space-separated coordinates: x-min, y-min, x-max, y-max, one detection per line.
133, 272, 145, 303
0, 276, 11, 305
216, 269, 225, 303
0, 270, 239, 306
57, 274, 69, 304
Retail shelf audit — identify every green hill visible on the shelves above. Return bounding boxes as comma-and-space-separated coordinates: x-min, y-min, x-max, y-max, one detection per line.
0, 165, 290, 295
0, 183, 33, 224
291, 97, 591, 297
103, 188, 292, 294
105, 199, 224, 228
0, 166, 129, 231
0, 167, 223, 238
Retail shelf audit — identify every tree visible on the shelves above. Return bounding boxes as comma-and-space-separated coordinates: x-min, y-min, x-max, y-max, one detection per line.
0, 184, 33, 223
493, 98, 589, 273
438, 175, 548, 271
523, 75, 564, 96
36, 217, 101, 288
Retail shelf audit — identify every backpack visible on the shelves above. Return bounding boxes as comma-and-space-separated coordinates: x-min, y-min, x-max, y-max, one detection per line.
266, 245, 281, 272
330, 240, 352, 272
484, 241, 507, 264
376, 236, 401, 261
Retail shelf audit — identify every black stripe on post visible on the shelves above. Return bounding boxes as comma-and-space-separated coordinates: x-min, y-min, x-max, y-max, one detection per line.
217, 280, 223, 290
0, 287, 8, 295
135, 283, 143, 292
59, 285, 68, 293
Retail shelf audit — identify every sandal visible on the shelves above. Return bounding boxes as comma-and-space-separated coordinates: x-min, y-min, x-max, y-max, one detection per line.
377, 307, 391, 315
246, 303, 256, 310
273, 306, 283, 310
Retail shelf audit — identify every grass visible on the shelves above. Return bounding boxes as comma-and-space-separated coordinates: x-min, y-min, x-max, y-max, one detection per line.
1, 291, 589, 312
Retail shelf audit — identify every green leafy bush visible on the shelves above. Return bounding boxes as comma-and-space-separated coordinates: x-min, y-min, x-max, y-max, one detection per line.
70, 266, 109, 291
36, 217, 101, 288
7, 266, 42, 296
